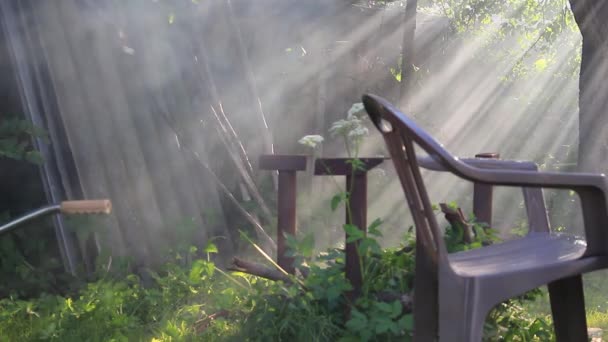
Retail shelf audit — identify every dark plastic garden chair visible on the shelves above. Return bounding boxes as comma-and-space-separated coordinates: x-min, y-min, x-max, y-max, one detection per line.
362, 93, 608, 342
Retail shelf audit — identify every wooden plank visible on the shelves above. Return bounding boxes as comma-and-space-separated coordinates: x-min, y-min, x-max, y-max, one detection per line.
259, 154, 307, 171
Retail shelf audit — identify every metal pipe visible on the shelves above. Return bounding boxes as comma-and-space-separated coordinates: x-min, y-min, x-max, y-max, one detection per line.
0, 205, 61, 235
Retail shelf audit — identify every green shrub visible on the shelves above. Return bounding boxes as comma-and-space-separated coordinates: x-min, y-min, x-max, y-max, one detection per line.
230, 215, 555, 341
0, 243, 246, 341
0, 229, 557, 341
0, 197, 559, 342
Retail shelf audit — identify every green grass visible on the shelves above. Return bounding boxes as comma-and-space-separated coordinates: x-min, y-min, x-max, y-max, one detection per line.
4, 238, 608, 341
587, 310, 608, 336
519, 270, 608, 340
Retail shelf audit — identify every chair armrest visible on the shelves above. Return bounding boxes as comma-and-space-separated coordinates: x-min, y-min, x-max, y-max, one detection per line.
418, 154, 607, 190
418, 155, 538, 172
458, 163, 608, 255
419, 155, 551, 233
419, 155, 608, 253
465, 167, 606, 191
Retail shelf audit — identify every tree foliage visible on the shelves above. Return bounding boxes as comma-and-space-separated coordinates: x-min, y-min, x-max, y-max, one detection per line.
0, 117, 47, 165
420, 0, 580, 80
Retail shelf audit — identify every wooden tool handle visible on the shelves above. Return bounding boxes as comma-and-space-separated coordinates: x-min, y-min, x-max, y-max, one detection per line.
60, 200, 112, 215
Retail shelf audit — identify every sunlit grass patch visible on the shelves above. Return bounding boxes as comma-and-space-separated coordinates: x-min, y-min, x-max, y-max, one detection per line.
587, 310, 608, 339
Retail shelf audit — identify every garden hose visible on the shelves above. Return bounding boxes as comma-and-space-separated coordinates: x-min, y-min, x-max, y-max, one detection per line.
0, 199, 112, 235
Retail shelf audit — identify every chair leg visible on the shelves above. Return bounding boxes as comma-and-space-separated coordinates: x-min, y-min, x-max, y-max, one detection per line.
438, 295, 488, 342
439, 314, 485, 342
438, 278, 488, 342
548, 275, 588, 342
413, 245, 438, 341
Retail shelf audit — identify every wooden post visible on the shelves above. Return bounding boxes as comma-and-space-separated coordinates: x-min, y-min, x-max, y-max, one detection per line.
473, 152, 499, 228
259, 155, 307, 274
345, 172, 367, 299
277, 171, 297, 274
315, 157, 384, 300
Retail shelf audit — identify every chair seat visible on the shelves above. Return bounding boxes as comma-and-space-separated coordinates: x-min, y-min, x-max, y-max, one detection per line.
448, 233, 587, 277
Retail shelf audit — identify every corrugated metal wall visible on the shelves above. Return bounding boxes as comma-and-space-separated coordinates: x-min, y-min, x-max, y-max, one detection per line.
1, 0, 448, 268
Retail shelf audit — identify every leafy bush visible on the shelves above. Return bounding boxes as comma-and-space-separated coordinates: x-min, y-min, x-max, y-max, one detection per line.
242, 221, 554, 342
0, 117, 67, 299
0, 242, 249, 341
0, 217, 559, 341
0, 116, 47, 164
0, 111, 557, 341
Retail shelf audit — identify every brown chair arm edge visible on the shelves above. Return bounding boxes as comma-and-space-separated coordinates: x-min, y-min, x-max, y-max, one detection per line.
449, 159, 608, 254
419, 156, 551, 233
419, 155, 608, 251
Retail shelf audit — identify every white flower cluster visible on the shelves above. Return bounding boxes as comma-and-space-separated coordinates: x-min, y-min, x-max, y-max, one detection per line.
329, 118, 363, 138
347, 102, 365, 118
348, 125, 369, 139
298, 102, 369, 156
298, 135, 324, 149
330, 103, 369, 140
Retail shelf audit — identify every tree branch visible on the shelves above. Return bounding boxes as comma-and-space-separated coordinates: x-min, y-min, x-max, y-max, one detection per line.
229, 257, 291, 282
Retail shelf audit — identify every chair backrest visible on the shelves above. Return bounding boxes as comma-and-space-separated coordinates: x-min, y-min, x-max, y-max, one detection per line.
363, 94, 453, 265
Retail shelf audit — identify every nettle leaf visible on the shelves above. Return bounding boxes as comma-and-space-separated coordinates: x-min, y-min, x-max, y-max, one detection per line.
374, 319, 391, 334
189, 259, 214, 283
390, 300, 402, 319
367, 218, 383, 237
326, 285, 342, 301
331, 193, 346, 211
0, 118, 48, 164
344, 224, 364, 243
284, 232, 314, 258
299, 233, 315, 258
345, 309, 368, 332
345, 158, 366, 172
203, 241, 218, 254
357, 237, 380, 255
284, 233, 299, 257
399, 313, 414, 331
374, 301, 393, 313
